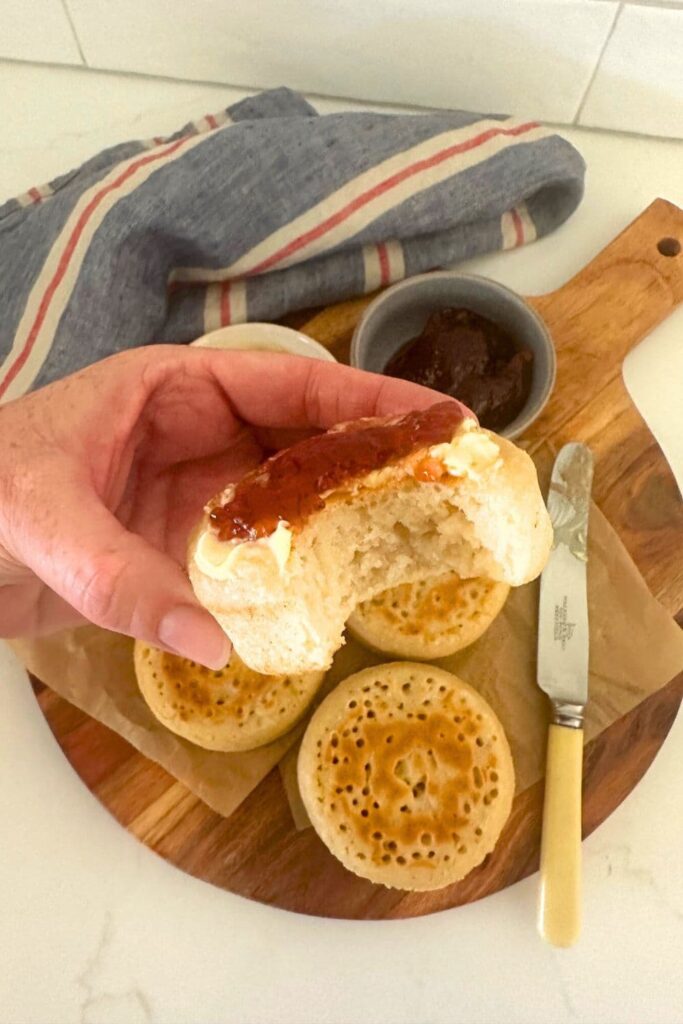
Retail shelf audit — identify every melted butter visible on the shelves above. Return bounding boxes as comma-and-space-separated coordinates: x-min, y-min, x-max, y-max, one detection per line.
427, 425, 501, 482
194, 519, 292, 581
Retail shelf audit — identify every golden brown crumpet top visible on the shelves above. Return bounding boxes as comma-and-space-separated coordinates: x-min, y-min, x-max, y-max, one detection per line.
298, 663, 514, 890
347, 573, 510, 660
135, 642, 324, 753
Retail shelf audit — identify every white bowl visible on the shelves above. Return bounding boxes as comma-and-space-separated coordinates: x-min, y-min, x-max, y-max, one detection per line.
191, 322, 336, 361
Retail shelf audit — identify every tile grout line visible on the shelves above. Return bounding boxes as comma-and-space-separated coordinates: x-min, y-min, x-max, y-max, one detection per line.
0, 55, 435, 114
58, 0, 87, 66
0, 52, 681, 145
573, 1, 626, 126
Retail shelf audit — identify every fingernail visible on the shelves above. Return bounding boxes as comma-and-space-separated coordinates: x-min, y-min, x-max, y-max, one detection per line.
158, 605, 231, 669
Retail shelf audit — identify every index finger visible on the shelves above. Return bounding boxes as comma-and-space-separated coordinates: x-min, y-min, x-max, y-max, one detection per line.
195, 349, 469, 429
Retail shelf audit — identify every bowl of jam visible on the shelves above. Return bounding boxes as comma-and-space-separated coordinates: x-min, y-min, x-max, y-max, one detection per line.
350, 273, 555, 438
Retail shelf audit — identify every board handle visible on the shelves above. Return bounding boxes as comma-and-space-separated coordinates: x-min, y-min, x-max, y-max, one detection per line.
530, 198, 683, 367
538, 724, 583, 948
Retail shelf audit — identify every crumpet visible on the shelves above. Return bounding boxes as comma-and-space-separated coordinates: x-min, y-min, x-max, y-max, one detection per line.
298, 662, 514, 890
135, 642, 324, 752
347, 573, 509, 659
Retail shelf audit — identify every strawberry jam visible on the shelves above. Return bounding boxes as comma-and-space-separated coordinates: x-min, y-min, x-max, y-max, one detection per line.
209, 401, 468, 541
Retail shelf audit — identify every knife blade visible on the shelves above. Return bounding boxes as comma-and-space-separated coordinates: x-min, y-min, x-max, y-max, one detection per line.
537, 442, 593, 948
538, 442, 593, 718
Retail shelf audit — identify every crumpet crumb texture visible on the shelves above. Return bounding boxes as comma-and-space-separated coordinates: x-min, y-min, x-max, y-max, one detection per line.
298, 662, 514, 890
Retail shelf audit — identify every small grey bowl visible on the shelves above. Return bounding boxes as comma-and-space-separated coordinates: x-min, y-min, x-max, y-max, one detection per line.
351, 272, 555, 439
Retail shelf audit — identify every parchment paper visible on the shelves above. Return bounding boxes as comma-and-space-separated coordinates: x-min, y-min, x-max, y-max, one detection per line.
10, 627, 304, 819
10, 447, 683, 827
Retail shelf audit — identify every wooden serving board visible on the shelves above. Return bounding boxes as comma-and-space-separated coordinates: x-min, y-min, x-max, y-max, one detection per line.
33, 199, 683, 919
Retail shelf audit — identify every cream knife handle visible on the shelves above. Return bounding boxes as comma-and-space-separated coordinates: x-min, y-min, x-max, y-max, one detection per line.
538, 723, 583, 947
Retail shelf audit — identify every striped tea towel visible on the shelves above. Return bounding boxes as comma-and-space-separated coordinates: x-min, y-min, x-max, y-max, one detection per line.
0, 87, 585, 402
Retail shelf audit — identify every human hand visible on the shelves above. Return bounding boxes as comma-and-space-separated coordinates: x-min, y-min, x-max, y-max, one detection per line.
0, 345, 445, 667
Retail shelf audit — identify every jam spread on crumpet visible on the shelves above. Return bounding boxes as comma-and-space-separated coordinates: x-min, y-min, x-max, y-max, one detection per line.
209, 401, 468, 541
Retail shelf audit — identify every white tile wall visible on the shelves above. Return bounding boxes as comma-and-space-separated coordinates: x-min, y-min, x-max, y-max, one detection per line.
580, 5, 683, 138
65, 0, 617, 123
0, 58, 425, 202
0, 62, 248, 198
1, 0, 682, 140
2, 0, 82, 65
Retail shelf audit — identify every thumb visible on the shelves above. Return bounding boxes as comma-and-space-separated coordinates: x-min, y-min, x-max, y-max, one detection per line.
20, 484, 231, 669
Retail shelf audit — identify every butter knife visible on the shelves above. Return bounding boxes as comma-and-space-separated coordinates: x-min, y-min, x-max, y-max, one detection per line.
537, 442, 593, 948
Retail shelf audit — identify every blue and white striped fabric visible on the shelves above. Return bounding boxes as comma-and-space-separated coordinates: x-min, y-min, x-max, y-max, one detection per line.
0, 87, 584, 403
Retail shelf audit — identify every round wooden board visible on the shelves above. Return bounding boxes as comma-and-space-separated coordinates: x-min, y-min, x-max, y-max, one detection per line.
32, 199, 683, 919
32, 671, 683, 919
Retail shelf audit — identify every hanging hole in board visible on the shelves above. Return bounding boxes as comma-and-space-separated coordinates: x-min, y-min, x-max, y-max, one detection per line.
657, 237, 681, 258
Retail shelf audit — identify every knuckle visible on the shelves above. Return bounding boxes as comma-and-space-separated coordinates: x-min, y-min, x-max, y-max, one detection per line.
302, 362, 326, 426
74, 552, 130, 628
303, 360, 343, 426
139, 353, 164, 395
368, 373, 395, 418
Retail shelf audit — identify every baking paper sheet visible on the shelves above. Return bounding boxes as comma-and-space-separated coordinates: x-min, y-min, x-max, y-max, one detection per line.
11, 448, 683, 827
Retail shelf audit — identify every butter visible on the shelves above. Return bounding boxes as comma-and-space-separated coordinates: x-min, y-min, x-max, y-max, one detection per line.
194, 520, 292, 580
428, 424, 501, 482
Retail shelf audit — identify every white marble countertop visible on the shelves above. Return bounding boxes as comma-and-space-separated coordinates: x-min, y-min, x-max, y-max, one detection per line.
1, 61, 682, 1024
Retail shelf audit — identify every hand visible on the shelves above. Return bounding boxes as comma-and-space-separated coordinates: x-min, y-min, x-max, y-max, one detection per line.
0, 345, 445, 667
